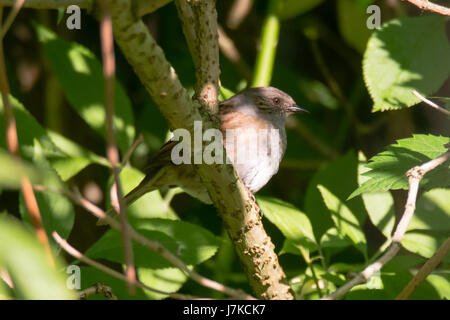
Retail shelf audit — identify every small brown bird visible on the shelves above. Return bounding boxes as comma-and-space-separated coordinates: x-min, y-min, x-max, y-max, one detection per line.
108, 87, 306, 218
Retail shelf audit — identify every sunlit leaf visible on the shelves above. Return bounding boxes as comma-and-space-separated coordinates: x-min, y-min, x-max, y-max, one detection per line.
363, 16, 450, 111
257, 196, 317, 251
0, 216, 76, 299
35, 24, 135, 153
317, 185, 367, 257
350, 135, 450, 198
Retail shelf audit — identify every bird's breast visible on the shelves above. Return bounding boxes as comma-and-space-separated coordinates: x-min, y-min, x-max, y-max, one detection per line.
220, 111, 286, 193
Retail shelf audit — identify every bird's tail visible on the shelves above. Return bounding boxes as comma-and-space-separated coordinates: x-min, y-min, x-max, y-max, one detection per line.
96, 166, 167, 226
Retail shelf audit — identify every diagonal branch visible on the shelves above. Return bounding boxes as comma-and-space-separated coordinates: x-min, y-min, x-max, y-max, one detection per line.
396, 236, 450, 300
105, 0, 293, 299
403, 0, 450, 16
323, 149, 450, 300
45, 185, 254, 299
53, 232, 202, 300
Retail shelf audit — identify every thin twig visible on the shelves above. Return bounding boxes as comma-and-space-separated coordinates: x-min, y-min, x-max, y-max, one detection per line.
120, 134, 144, 169
46, 186, 256, 300
403, 0, 450, 16
52, 232, 201, 300
412, 90, 450, 117
0, 6, 54, 266
324, 149, 450, 300
78, 283, 117, 300
98, 0, 135, 294
0, 0, 24, 40
396, 236, 450, 300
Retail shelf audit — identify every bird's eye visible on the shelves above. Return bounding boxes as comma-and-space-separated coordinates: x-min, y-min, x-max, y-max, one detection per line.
273, 98, 280, 105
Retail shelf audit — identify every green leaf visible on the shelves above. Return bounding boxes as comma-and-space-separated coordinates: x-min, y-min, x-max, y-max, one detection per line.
219, 86, 235, 101
412, 274, 450, 300
337, 0, 373, 53
0, 216, 76, 299
0, 94, 60, 159
317, 185, 367, 257
19, 141, 75, 241
0, 149, 43, 189
0, 94, 99, 181
357, 152, 395, 238
350, 134, 450, 198
320, 227, 352, 248
276, 0, 325, 20
402, 231, 446, 259
305, 151, 366, 239
257, 196, 317, 251
85, 218, 221, 269
47, 130, 109, 181
138, 268, 187, 300
363, 16, 450, 112
35, 24, 135, 153
408, 188, 450, 232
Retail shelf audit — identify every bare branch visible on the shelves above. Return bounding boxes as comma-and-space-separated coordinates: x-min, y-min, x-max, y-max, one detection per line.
46, 186, 255, 300
324, 149, 450, 300
403, 0, 450, 16
78, 283, 117, 300
0, 7, 54, 266
412, 90, 450, 117
98, 0, 136, 294
53, 232, 200, 300
175, 0, 220, 113
0, 0, 25, 40
120, 134, 144, 169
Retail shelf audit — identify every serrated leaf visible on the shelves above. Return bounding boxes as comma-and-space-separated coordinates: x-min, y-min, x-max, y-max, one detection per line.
317, 185, 367, 257
357, 152, 395, 238
0, 216, 76, 299
85, 218, 221, 269
35, 24, 135, 153
363, 16, 450, 112
257, 196, 317, 251
350, 134, 450, 198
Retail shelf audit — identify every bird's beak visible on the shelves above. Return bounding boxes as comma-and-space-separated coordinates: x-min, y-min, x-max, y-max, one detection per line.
286, 104, 309, 113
